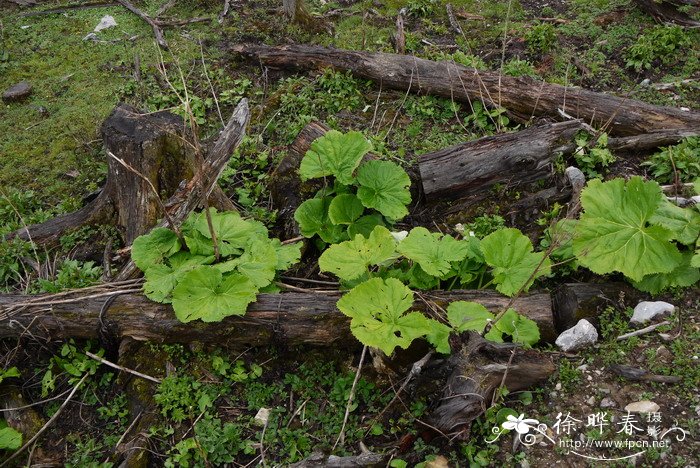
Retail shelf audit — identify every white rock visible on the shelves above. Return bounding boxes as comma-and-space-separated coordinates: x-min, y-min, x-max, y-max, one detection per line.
631, 301, 674, 324
555, 319, 598, 352
555, 382, 562, 391
254, 407, 271, 426
600, 397, 616, 408
94, 15, 117, 33
691, 195, 700, 205
640, 78, 651, 86
586, 396, 595, 405
625, 400, 660, 413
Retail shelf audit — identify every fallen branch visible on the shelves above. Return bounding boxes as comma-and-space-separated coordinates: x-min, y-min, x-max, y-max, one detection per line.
609, 364, 682, 384
116, 0, 168, 49
230, 43, 700, 135
616, 321, 670, 341
84, 351, 161, 383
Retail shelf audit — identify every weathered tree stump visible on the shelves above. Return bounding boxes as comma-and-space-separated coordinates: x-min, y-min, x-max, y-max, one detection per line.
9, 104, 235, 249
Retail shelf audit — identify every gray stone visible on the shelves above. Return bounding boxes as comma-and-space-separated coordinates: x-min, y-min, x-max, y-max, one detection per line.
2, 81, 32, 103
565, 166, 586, 192
624, 400, 660, 413
600, 397, 616, 409
555, 319, 598, 352
631, 301, 674, 324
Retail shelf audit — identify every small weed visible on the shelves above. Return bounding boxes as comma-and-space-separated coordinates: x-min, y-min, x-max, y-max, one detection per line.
465, 214, 506, 238
501, 58, 538, 78
641, 137, 700, 184
525, 23, 557, 54
573, 132, 616, 179
556, 359, 582, 392
625, 25, 692, 71
31, 259, 102, 294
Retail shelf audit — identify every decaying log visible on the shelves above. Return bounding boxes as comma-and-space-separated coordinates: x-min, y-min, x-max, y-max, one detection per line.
418, 120, 582, 200
9, 104, 237, 249
290, 450, 389, 467
0, 289, 555, 345
428, 332, 556, 436
607, 128, 700, 152
231, 44, 700, 136
633, 0, 700, 27
552, 283, 647, 332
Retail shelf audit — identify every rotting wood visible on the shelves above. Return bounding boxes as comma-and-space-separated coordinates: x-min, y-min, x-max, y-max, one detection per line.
230, 43, 700, 136
632, 0, 700, 27
418, 120, 582, 200
553, 282, 647, 332
0, 288, 555, 345
428, 332, 556, 437
8, 103, 238, 250
115, 99, 250, 280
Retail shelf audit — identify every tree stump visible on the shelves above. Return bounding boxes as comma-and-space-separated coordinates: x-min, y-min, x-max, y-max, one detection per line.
10, 104, 234, 249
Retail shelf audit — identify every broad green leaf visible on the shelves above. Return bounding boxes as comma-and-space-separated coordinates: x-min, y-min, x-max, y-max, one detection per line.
484, 309, 540, 346
481, 228, 551, 296
328, 194, 365, 225
347, 213, 385, 238
0, 427, 22, 450
271, 239, 302, 271
573, 177, 681, 282
171, 266, 258, 323
650, 199, 700, 245
319, 226, 397, 281
299, 130, 372, 184
633, 252, 700, 294
447, 301, 494, 333
294, 197, 346, 243
235, 239, 278, 288
131, 228, 181, 271
193, 210, 267, 257
425, 319, 452, 354
336, 278, 431, 355
356, 160, 411, 220
397, 227, 470, 277
692, 248, 700, 268
143, 253, 214, 303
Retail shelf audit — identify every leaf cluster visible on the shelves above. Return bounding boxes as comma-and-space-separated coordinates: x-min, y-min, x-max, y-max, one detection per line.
320, 225, 548, 355
294, 130, 412, 245
131, 210, 301, 323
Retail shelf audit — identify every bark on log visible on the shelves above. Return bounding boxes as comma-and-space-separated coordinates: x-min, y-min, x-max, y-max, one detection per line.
9, 104, 236, 249
418, 120, 582, 200
633, 0, 700, 26
230, 44, 700, 136
428, 332, 556, 436
0, 289, 555, 345
552, 282, 647, 332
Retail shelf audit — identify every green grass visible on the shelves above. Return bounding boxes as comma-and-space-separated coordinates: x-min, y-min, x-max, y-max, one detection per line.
0, 3, 209, 205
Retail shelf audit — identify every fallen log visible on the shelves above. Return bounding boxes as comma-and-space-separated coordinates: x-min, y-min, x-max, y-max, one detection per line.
418, 120, 581, 200
230, 43, 700, 136
0, 288, 555, 345
632, 0, 700, 27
